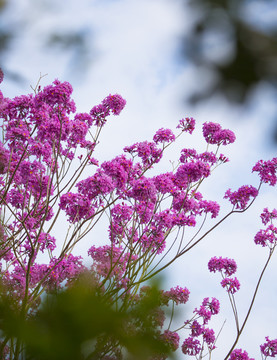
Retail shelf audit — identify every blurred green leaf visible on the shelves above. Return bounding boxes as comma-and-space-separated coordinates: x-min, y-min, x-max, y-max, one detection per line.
0, 277, 172, 360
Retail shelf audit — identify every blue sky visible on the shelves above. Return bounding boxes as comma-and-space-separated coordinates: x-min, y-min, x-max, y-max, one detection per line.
1, 0, 277, 358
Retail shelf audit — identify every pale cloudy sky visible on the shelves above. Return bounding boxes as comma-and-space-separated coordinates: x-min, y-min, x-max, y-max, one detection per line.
1, 0, 277, 358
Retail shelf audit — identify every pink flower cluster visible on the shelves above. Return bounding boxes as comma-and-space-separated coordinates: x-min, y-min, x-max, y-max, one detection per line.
90, 93, 126, 125
0, 78, 127, 304
181, 297, 220, 355
261, 208, 277, 226
224, 185, 259, 210
153, 128, 175, 144
124, 140, 162, 167
182, 337, 202, 356
177, 117, 196, 133
0, 70, 276, 359
88, 245, 137, 288
208, 256, 237, 276
252, 158, 277, 186
221, 277, 240, 294
229, 349, 255, 360
193, 297, 220, 325
161, 330, 180, 351
260, 337, 277, 358
203, 122, 236, 145
163, 286, 190, 305
254, 208, 277, 249
208, 257, 240, 294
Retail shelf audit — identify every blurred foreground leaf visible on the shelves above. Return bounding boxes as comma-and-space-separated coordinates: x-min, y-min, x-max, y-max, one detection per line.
0, 276, 172, 360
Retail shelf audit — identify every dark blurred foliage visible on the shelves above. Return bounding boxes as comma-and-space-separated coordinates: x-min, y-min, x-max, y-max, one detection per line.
0, 276, 173, 360
0, 1, 91, 84
183, 0, 277, 104
0, 0, 276, 133
0, 0, 27, 84
46, 29, 92, 80
0, 0, 276, 103
0, 1, 10, 60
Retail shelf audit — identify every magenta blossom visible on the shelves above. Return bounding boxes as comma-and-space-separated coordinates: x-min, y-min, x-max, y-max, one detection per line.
190, 320, 203, 337
203, 328, 216, 346
203, 122, 236, 146
124, 140, 162, 167
177, 117, 196, 133
182, 337, 201, 355
153, 128, 175, 144
219, 153, 229, 163
77, 171, 115, 200
175, 161, 210, 186
90, 94, 126, 125
260, 208, 277, 226
129, 177, 157, 203
260, 336, 277, 357
208, 256, 237, 276
179, 148, 197, 163
161, 330, 180, 351
59, 192, 95, 223
221, 277, 240, 294
202, 297, 220, 315
198, 151, 218, 165
194, 297, 220, 324
164, 286, 190, 305
199, 200, 220, 218
102, 93, 126, 115
229, 348, 254, 360
224, 185, 259, 210
254, 225, 277, 248
252, 158, 277, 186
153, 172, 175, 194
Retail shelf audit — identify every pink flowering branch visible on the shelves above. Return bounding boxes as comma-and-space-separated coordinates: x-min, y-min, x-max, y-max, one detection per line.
0, 70, 277, 359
